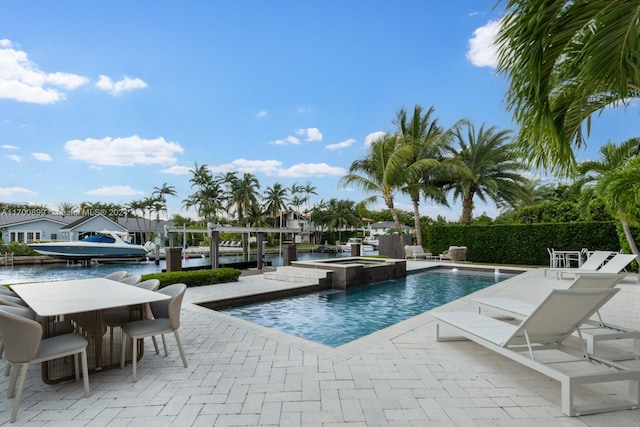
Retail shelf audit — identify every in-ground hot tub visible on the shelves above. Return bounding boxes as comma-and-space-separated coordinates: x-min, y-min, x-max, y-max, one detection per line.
291, 256, 406, 289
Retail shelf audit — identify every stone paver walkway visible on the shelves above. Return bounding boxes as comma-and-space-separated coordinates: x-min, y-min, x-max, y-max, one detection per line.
2, 261, 640, 426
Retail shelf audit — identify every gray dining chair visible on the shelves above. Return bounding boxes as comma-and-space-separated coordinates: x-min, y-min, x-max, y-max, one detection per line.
103, 279, 161, 363
119, 275, 142, 286
0, 306, 90, 423
0, 287, 17, 297
104, 270, 128, 281
120, 283, 188, 382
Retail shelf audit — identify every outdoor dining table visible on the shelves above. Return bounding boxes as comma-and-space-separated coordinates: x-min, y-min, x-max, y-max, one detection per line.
11, 277, 170, 384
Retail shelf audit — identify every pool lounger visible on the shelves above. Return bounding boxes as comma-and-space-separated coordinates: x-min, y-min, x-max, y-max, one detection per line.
433, 288, 640, 417
475, 272, 640, 359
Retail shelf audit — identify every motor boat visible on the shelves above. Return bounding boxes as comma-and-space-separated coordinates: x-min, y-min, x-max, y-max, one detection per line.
363, 236, 379, 248
338, 237, 375, 254
28, 230, 153, 260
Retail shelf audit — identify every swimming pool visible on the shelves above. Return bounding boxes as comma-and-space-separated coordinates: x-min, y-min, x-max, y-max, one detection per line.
220, 268, 514, 347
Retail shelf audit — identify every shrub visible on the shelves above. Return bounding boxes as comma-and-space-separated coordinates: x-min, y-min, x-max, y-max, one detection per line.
142, 268, 241, 288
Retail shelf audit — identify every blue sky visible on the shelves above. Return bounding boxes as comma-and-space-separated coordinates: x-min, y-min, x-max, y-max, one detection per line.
1, 1, 637, 221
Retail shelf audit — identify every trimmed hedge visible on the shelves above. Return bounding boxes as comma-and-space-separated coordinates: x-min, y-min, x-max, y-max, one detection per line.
141, 267, 241, 288
425, 222, 622, 266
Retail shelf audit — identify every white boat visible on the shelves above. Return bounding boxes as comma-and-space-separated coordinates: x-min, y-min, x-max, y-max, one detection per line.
363, 236, 379, 248
28, 230, 152, 260
338, 238, 375, 254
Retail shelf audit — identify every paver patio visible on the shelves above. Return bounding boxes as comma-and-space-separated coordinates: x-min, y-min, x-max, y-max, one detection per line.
2, 261, 640, 426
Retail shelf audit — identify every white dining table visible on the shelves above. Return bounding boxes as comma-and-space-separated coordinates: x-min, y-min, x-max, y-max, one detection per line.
12, 277, 170, 382
12, 277, 169, 317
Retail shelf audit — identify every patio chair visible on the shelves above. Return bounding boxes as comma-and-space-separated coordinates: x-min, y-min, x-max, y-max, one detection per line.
474, 273, 639, 357
556, 253, 637, 277
0, 287, 17, 297
404, 245, 431, 260
103, 279, 161, 363
120, 283, 188, 382
104, 270, 128, 281
119, 275, 142, 286
544, 250, 617, 278
433, 288, 640, 416
0, 306, 90, 423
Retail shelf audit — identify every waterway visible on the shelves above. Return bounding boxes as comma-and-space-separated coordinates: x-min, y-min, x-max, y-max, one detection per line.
0, 251, 351, 285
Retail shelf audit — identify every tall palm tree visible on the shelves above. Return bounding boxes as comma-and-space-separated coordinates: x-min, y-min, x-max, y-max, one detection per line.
394, 105, 457, 245
230, 173, 261, 260
183, 163, 224, 226
263, 183, 289, 245
496, 0, 640, 174
151, 182, 177, 221
325, 199, 360, 243
340, 133, 413, 235
444, 122, 528, 225
577, 138, 640, 255
301, 181, 318, 212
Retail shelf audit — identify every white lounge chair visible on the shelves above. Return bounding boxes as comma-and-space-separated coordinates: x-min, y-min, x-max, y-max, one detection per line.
544, 250, 614, 278
433, 288, 640, 416
474, 273, 640, 357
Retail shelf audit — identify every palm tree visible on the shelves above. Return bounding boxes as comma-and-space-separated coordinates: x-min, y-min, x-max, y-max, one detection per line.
183, 163, 224, 226
444, 122, 528, 225
394, 105, 456, 245
263, 183, 289, 245
577, 138, 640, 255
151, 182, 177, 221
325, 199, 360, 243
230, 173, 261, 260
340, 133, 413, 235
496, 0, 640, 174
57, 202, 77, 215
301, 181, 318, 212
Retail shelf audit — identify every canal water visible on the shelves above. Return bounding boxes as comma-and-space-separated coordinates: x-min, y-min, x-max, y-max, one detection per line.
0, 251, 351, 285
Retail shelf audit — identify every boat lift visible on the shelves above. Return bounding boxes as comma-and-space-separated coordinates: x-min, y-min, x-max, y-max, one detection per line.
163, 223, 304, 270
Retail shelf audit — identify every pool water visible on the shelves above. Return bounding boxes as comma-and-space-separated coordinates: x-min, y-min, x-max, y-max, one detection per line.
220, 268, 513, 347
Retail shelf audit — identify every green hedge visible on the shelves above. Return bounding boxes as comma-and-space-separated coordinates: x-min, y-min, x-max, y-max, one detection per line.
424, 222, 621, 266
142, 267, 241, 288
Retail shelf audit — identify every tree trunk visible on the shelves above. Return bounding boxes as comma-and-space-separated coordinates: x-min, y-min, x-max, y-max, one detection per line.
461, 192, 475, 225
620, 217, 640, 256
412, 197, 421, 246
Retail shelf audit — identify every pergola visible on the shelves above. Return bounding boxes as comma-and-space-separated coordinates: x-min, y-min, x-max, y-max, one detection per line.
164, 224, 303, 269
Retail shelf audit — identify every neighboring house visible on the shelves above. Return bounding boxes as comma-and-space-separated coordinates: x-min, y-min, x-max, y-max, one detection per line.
0, 213, 173, 245
368, 221, 412, 238
281, 211, 313, 244
0, 214, 79, 243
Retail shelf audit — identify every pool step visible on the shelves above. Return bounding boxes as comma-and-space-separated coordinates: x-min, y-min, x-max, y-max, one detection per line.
264, 266, 332, 285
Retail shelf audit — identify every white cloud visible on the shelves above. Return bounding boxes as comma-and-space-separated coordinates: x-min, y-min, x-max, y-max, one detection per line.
65, 135, 183, 166
0, 40, 89, 104
298, 106, 312, 114
0, 186, 35, 196
467, 19, 500, 68
85, 185, 144, 196
364, 131, 385, 147
232, 159, 282, 175
32, 152, 51, 161
278, 163, 346, 178
271, 135, 300, 145
256, 110, 268, 118
2, 144, 18, 149
325, 138, 356, 150
295, 127, 323, 142
6, 154, 21, 162
96, 74, 148, 94
161, 165, 193, 175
